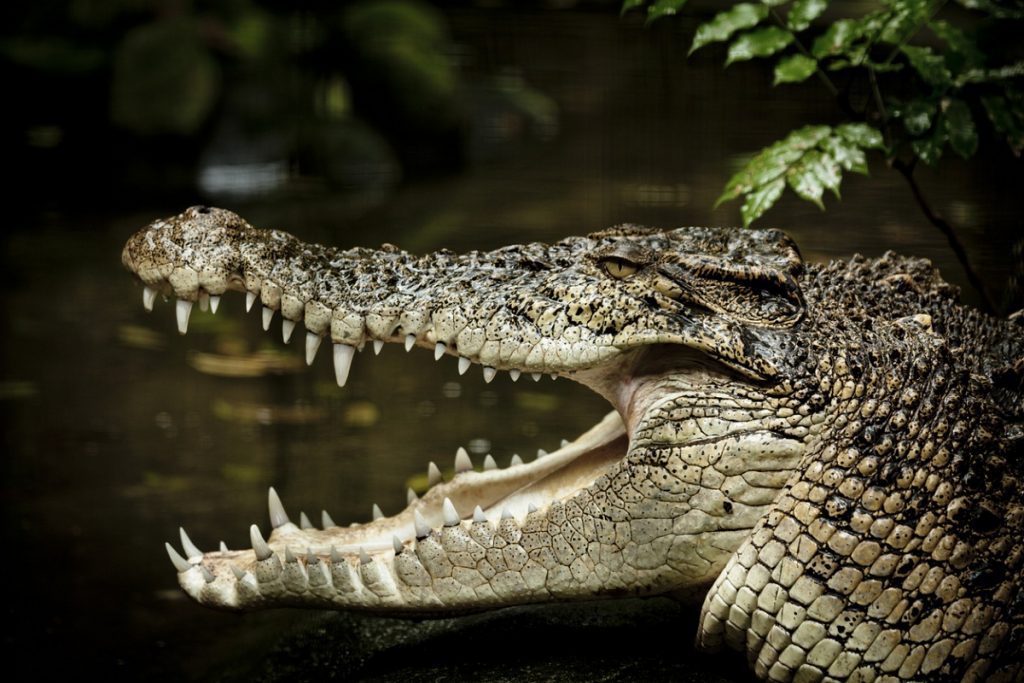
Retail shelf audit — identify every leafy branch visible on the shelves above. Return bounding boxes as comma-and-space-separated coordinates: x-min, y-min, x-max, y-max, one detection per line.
623, 0, 1024, 311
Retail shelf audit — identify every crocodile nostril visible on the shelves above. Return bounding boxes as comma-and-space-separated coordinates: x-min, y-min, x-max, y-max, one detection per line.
196, 206, 211, 214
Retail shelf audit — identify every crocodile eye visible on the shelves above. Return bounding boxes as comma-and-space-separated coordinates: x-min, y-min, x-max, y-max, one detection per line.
601, 258, 638, 279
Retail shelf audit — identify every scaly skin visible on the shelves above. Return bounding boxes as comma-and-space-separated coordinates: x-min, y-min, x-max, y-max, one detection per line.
123, 207, 1023, 682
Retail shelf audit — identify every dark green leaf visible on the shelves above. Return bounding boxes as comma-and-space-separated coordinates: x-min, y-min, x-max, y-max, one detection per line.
806, 148, 843, 197
787, 0, 828, 31
647, 0, 687, 22
901, 99, 937, 136
943, 98, 978, 158
929, 20, 983, 69
820, 136, 868, 174
956, 61, 1024, 85
912, 126, 946, 165
981, 94, 1024, 156
835, 123, 885, 150
620, 0, 646, 16
726, 26, 794, 65
786, 150, 827, 209
690, 3, 769, 54
741, 177, 786, 227
811, 19, 860, 58
901, 45, 952, 88
761, 0, 791, 6
774, 53, 817, 84
953, 0, 1024, 19
877, 0, 931, 44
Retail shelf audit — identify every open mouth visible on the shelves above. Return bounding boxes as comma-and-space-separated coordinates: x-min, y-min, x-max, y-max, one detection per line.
125, 207, 808, 611
144, 280, 634, 609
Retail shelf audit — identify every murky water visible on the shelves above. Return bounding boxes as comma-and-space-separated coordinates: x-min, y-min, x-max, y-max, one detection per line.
1, 7, 1019, 681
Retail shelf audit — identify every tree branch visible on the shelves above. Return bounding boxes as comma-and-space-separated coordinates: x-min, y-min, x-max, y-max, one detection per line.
892, 158, 995, 313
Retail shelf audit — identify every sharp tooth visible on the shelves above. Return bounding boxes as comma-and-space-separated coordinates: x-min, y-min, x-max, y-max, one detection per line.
199, 292, 210, 312
219, 541, 229, 553
510, 454, 524, 466
268, 486, 291, 528
442, 498, 459, 526
483, 454, 497, 471
483, 366, 497, 383
231, 565, 246, 580
531, 373, 542, 382
509, 369, 521, 382
454, 447, 472, 473
165, 542, 191, 572
306, 548, 319, 564
404, 334, 416, 351
179, 527, 202, 559
250, 524, 273, 561
299, 512, 314, 530
333, 343, 355, 387
537, 449, 548, 459
262, 306, 274, 331
561, 439, 570, 448
372, 504, 384, 521
282, 319, 296, 343
528, 503, 538, 513
285, 546, 297, 563
201, 565, 216, 583
305, 332, 322, 365
359, 547, 372, 565
322, 510, 337, 528
373, 339, 384, 355
501, 506, 513, 520
414, 510, 430, 538
176, 299, 192, 335
407, 488, 418, 505
434, 342, 446, 360
392, 535, 404, 554
458, 357, 471, 375
143, 286, 157, 312
427, 462, 442, 487
210, 295, 220, 314
473, 506, 486, 523
550, 374, 558, 380
330, 545, 342, 563
246, 291, 256, 312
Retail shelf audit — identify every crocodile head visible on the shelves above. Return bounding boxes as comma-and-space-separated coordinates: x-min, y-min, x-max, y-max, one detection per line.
123, 207, 1023, 680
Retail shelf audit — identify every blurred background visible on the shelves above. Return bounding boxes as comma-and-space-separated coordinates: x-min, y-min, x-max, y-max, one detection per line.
1, 0, 1020, 680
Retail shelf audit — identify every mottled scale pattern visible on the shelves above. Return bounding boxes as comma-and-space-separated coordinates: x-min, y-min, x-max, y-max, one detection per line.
698, 256, 1024, 681
123, 208, 1024, 682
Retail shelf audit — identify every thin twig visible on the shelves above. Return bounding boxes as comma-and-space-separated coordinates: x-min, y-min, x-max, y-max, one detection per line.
893, 159, 995, 312
767, 8, 839, 97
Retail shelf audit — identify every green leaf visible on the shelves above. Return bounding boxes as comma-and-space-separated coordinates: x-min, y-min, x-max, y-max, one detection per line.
943, 98, 978, 158
956, 61, 1024, 85
912, 126, 946, 165
647, 0, 687, 22
805, 148, 843, 197
901, 99, 937, 136
953, 0, 1024, 19
877, 0, 931, 44
929, 20, 983, 70
811, 19, 860, 58
690, 3, 769, 54
761, 0, 791, 6
820, 136, 868, 174
774, 53, 817, 84
901, 45, 952, 88
835, 123, 885, 150
620, 0, 646, 16
726, 26, 794, 65
786, 150, 827, 209
741, 177, 785, 227
981, 94, 1024, 156
787, 0, 828, 31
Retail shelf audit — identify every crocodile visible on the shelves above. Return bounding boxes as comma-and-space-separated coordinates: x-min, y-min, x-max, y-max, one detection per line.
122, 206, 1023, 682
